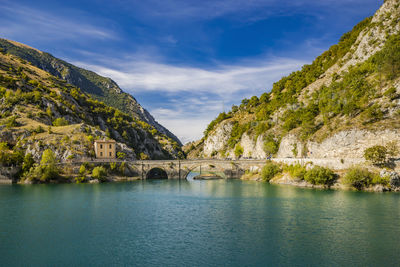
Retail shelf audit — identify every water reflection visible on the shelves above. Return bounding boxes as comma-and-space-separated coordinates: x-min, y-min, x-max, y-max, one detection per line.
0, 181, 400, 266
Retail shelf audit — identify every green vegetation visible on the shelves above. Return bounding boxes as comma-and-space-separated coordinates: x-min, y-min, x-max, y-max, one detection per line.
25, 149, 60, 182
92, 166, 107, 181
304, 166, 336, 185
344, 167, 376, 190
234, 144, 244, 158
52, 117, 69, 126
284, 163, 307, 181
364, 145, 388, 165
261, 161, 281, 181
203, 16, 373, 140
263, 134, 280, 155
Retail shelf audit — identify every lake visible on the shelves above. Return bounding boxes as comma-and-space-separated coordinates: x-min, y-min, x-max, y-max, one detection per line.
1, 173, 400, 266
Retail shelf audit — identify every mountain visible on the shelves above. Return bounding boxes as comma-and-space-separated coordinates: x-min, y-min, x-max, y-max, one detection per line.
0, 38, 181, 146
0, 47, 183, 162
185, 0, 400, 161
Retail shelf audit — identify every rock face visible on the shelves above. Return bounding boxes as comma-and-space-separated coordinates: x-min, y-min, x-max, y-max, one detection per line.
278, 129, 400, 159
203, 121, 233, 156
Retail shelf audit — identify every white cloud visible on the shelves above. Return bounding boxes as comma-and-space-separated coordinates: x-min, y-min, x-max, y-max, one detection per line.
0, 3, 117, 42
73, 55, 307, 143
75, 57, 305, 96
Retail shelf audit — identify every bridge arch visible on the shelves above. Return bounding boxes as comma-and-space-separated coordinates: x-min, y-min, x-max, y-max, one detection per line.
146, 167, 168, 179
182, 165, 227, 180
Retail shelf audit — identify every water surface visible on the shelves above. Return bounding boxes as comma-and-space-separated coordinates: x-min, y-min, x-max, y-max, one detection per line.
1, 174, 399, 266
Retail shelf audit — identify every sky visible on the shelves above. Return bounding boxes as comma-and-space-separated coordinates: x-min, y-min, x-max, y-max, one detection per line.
0, 0, 382, 144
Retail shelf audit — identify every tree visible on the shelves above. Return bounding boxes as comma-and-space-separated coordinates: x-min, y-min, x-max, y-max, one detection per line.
344, 167, 374, 190
364, 145, 388, 165
79, 164, 86, 176
263, 135, 280, 155
261, 162, 281, 181
52, 117, 69, 126
304, 166, 336, 185
234, 144, 244, 158
92, 166, 107, 181
22, 153, 35, 173
0, 142, 10, 165
41, 149, 56, 165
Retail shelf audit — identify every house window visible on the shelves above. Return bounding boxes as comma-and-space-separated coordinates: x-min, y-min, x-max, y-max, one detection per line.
100, 152, 103, 156
100, 144, 103, 149
109, 152, 112, 157
109, 144, 112, 149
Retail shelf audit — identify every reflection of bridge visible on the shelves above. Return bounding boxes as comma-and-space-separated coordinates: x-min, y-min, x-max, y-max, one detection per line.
122, 160, 267, 180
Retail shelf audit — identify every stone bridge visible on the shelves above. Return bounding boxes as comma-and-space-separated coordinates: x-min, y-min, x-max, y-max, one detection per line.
119, 159, 268, 180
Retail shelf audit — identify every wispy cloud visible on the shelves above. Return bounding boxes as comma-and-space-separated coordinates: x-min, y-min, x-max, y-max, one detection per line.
0, 2, 117, 42
73, 55, 307, 143
122, 0, 380, 23
75, 57, 305, 96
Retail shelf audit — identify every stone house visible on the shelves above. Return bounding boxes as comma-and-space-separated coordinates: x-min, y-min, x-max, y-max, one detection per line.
94, 139, 116, 159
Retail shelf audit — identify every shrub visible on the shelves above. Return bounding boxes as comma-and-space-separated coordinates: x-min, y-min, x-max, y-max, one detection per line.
364, 145, 387, 165
304, 166, 336, 185
22, 153, 35, 174
344, 167, 374, 190
79, 164, 86, 176
117, 152, 126, 159
110, 162, 117, 171
386, 141, 399, 157
52, 117, 69, 126
261, 161, 281, 181
92, 166, 107, 181
263, 134, 280, 155
371, 174, 390, 186
234, 144, 244, 158
140, 152, 149, 160
6, 116, 18, 128
285, 163, 306, 181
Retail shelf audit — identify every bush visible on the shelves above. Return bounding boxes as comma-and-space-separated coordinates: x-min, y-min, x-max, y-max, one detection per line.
92, 166, 107, 181
6, 116, 18, 128
234, 144, 244, 158
117, 152, 126, 159
261, 161, 281, 181
304, 166, 336, 185
364, 145, 387, 165
52, 117, 69, 126
344, 167, 374, 190
285, 163, 306, 181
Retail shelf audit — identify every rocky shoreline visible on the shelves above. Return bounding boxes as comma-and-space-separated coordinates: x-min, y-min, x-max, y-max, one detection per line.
242, 170, 400, 193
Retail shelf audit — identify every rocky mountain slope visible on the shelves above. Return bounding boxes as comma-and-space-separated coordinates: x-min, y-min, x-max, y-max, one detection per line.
0, 50, 183, 163
0, 38, 181, 146
185, 0, 400, 162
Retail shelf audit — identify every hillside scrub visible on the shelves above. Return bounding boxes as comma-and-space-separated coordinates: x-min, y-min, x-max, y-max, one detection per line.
304, 166, 336, 186
344, 167, 377, 190
261, 161, 281, 181
284, 163, 307, 181
92, 166, 107, 182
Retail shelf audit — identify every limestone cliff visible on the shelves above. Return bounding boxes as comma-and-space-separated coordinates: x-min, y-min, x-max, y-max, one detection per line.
186, 0, 400, 162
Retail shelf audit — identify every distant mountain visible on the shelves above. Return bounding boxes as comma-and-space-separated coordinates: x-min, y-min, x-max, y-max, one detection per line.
0, 46, 183, 161
185, 0, 400, 161
0, 38, 181, 146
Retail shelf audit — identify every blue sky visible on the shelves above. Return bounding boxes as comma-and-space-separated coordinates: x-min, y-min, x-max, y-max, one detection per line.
0, 0, 382, 143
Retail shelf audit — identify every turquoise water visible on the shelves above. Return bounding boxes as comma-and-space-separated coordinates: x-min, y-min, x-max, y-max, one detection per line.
1, 174, 400, 266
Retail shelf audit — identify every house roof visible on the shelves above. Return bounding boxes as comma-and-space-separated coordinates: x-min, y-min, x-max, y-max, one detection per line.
94, 139, 116, 143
